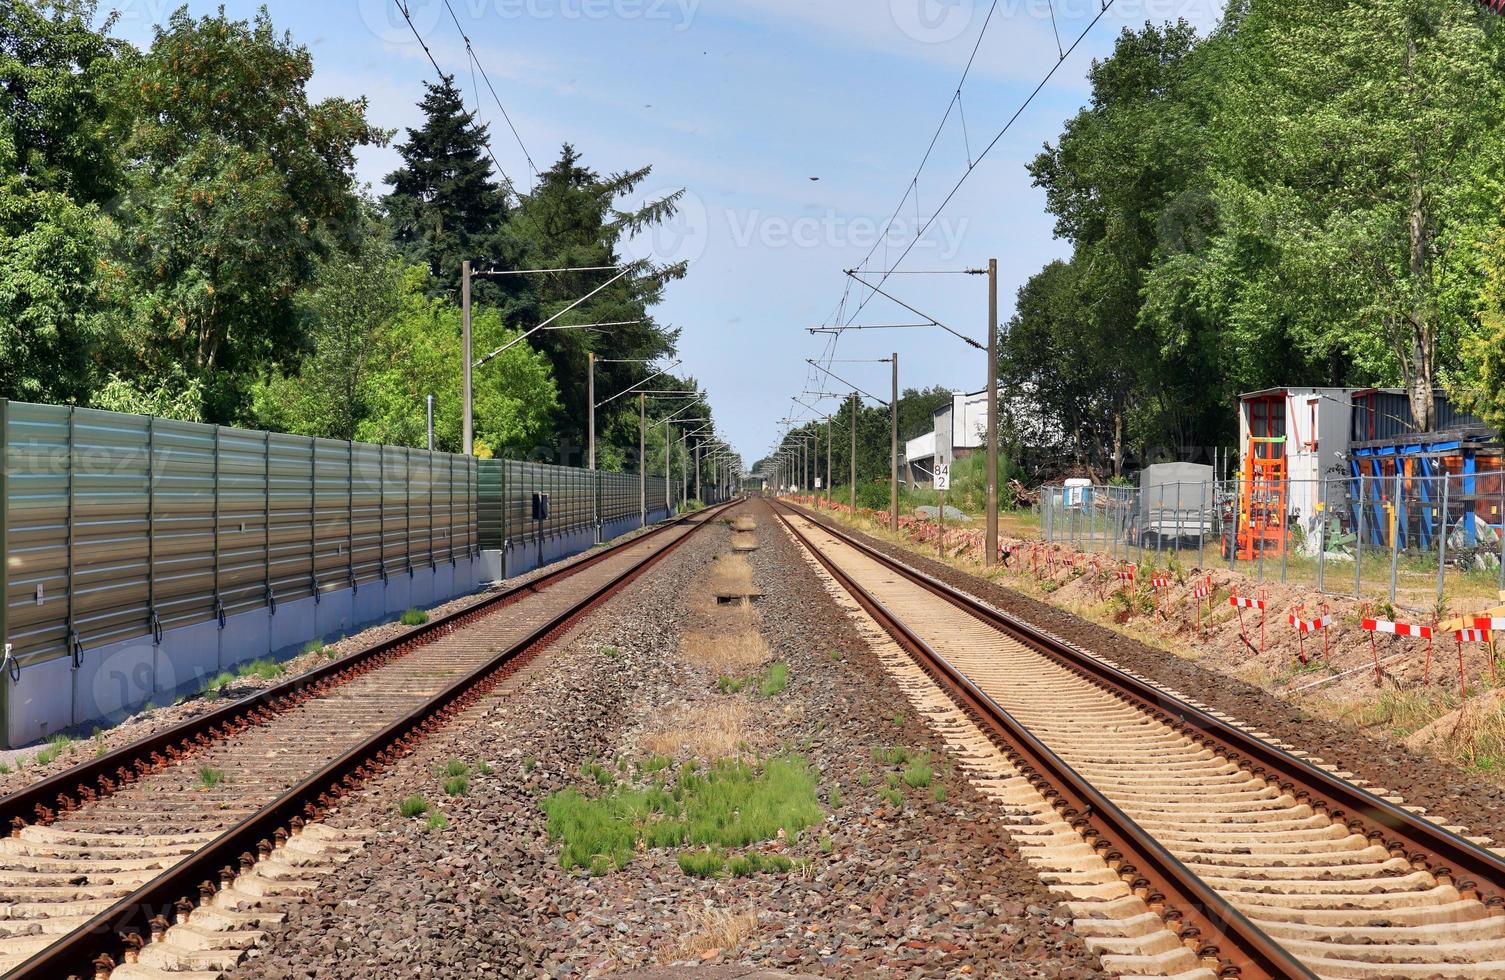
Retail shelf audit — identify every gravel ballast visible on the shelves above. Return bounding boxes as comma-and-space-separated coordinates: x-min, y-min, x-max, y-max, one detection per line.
225, 501, 1104, 978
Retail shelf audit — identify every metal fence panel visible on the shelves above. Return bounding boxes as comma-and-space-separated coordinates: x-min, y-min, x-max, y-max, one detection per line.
1, 400, 477, 671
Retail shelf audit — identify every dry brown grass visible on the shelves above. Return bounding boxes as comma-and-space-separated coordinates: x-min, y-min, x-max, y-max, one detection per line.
731, 531, 760, 551
680, 623, 770, 673
732, 516, 757, 532
707, 553, 757, 596
658, 906, 759, 963
641, 701, 759, 760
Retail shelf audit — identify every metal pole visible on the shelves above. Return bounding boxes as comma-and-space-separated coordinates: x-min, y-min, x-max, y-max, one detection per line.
695, 439, 701, 502
1499, 467, 1505, 594
1317, 477, 1326, 594
426, 394, 435, 452
986, 257, 999, 567
681, 431, 688, 503
638, 394, 646, 526
1355, 477, 1364, 598
462, 261, 473, 456
850, 393, 857, 513
1, 399, 10, 732
890, 352, 899, 532
664, 422, 672, 515
1390, 469, 1402, 605
1438, 472, 1450, 602
587, 352, 596, 471
826, 417, 832, 508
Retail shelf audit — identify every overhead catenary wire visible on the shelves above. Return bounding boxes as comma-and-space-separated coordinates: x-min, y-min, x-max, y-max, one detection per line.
841, 0, 1118, 327
394, 1, 516, 191
439, 0, 539, 182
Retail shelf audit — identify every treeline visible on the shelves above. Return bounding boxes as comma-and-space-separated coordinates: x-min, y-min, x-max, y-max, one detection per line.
0, 2, 715, 471
758, 386, 955, 491
1001, 0, 1505, 478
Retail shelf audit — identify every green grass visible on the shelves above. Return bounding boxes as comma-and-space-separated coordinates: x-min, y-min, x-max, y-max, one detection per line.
879, 788, 904, 807
543, 754, 822, 874
717, 675, 750, 694
399, 795, 429, 819
933, 785, 949, 803
399, 608, 429, 627
302, 639, 325, 656
443, 776, 469, 797
829, 650, 845, 661
677, 848, 725, 878
522, 755, 537, 773
873, 746, 912, 765
902, 751, 933, 789
758, 661, 789, 697
858, 771, 872, 787
641, 755, 672, 775
828, 785, 843, 809
34, 735, 74, 766
820, 833, 834, 854
197, 766, 226, 789
728, 853, 793, 877
236, 658, 285, 681
581, 761, 614, 786
423, 812, 449, 832
441, 759, 470, 779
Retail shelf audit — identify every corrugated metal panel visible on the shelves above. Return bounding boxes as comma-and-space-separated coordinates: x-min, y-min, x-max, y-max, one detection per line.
5, 403, 71, 663
71, 408, 151, 650
1, 402, 479, 670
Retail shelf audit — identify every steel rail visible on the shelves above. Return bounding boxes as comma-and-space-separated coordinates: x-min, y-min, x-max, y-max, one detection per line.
16, 500, 736, 980
0, 505, 726, 835
772, 502, 1311, 979
779, 500, 1505, 915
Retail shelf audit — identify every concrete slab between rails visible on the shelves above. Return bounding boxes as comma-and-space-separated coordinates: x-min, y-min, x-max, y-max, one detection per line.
2, 558, 483, 749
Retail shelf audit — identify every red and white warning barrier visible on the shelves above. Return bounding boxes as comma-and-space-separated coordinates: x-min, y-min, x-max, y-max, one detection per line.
1288, 613, 1333, 633
1229, 592, 1268, 654
1191, 577, 1213, 632
1287, 605, 1333, 664
1467, 618, 1505, 632
1453, 627, 1497, 692
1361, 617, 1436, 686
1361, 619, 1434, 639
1150, 574, 1172, 616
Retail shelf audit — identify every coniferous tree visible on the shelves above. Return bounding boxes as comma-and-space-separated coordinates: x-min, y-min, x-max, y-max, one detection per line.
382, 75, 515, 303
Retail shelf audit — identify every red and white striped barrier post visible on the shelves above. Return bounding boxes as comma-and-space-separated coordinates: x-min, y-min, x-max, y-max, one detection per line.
1151, 573, 1172, 617
1455, 628, 1496, 692
1192, 577, 1212, 633
1116, 565, 1137, 598
1361, 617, 1435, 686
1230, 592, 1267, 655
1287, 602, 1333, 665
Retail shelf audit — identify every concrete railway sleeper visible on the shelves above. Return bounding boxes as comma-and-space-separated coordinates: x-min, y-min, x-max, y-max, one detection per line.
0, 502, 734, 979
774, 501, 1505, 979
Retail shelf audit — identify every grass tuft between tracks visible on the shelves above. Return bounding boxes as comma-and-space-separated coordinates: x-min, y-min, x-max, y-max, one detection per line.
543, 754, 822, 875
399, 795, 429, 819
400, 608, 429, 626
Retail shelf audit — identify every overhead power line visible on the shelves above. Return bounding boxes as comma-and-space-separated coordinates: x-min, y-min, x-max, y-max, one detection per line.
439, 0, 539, 182
393, 1, 537, 191
840, 0, 1118, 327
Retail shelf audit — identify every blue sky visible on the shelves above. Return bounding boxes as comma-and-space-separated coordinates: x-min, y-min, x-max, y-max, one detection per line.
105, 0, 1225, 466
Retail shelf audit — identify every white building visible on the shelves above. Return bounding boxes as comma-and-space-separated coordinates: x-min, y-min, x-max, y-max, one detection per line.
904, 389, 997, 486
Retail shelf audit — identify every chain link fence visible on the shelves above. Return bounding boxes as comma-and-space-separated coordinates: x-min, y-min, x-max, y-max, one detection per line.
1040, 473, 1505, 610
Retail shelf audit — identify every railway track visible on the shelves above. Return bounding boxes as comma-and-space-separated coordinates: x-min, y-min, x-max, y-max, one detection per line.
0, 503, 732, 980
774, 500, 1505, 979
